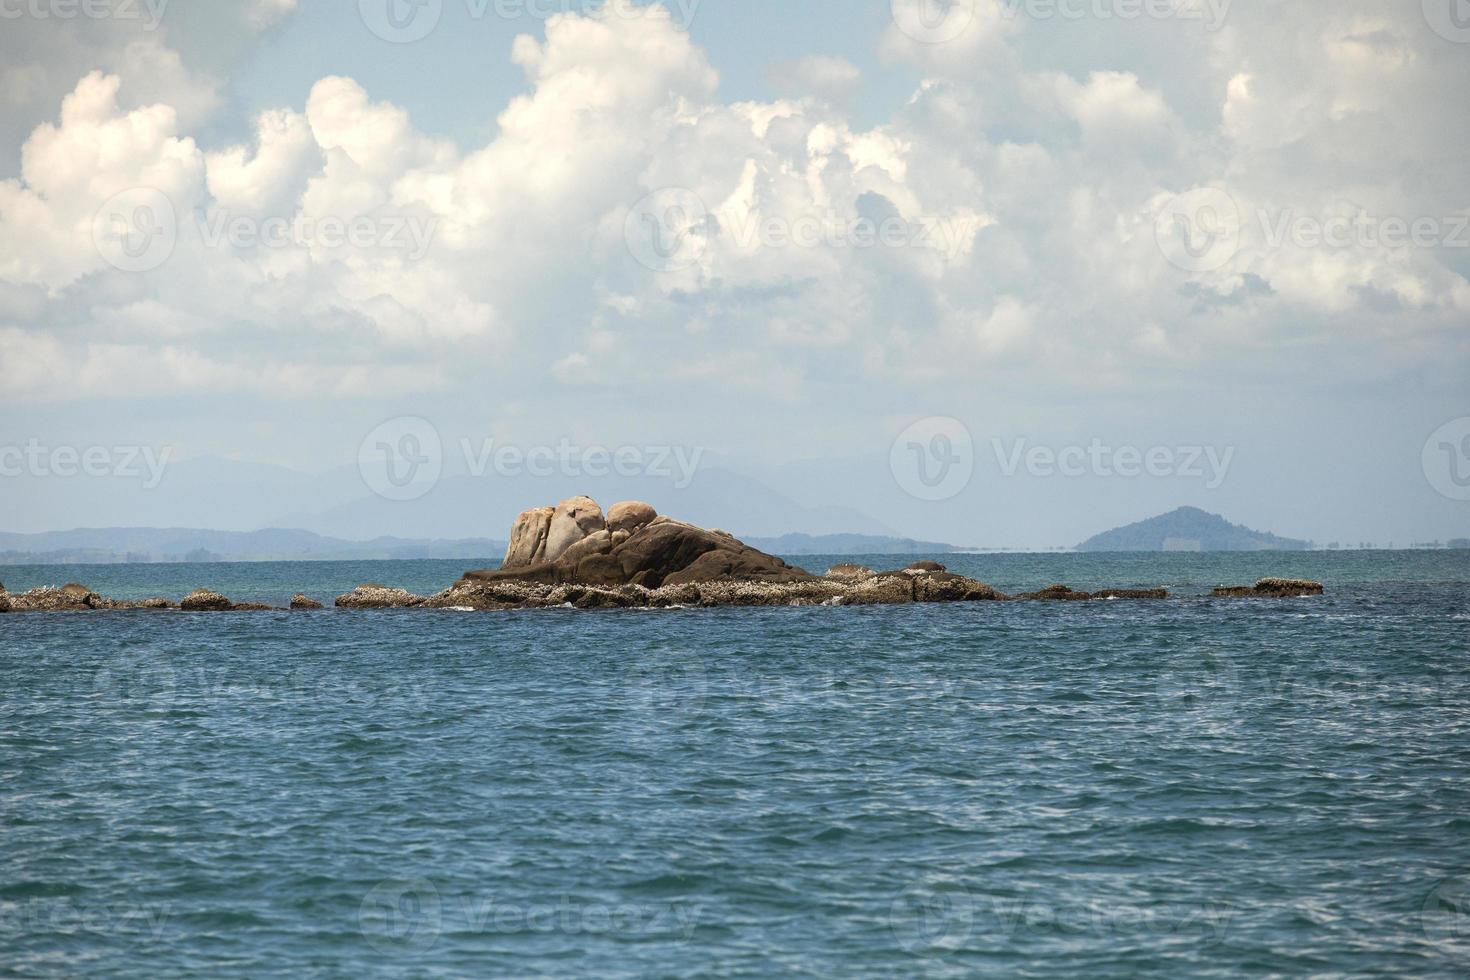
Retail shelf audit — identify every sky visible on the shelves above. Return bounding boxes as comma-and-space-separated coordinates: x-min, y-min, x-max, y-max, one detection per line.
0, 0, 1468, 549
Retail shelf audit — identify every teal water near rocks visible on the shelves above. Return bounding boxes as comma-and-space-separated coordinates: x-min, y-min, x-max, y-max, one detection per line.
3, 551, 1469, 976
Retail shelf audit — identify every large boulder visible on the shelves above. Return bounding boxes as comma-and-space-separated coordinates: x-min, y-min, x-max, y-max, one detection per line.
607, 500, 657, 534
503, 506, 555, 568
543, 496, 607, 563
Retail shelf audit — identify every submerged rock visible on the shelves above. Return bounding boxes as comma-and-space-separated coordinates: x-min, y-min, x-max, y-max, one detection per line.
1213, 578, 1324, 598
290, 593, 325, 610
1021, 584, 1170, 601
1090, 587, 1170, 600
1024, 584, 1094, 601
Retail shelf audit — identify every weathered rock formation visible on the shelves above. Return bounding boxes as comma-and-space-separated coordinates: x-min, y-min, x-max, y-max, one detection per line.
480, 498, 812, 590
1212, 578, 1325, 598
291, 593, 325, 610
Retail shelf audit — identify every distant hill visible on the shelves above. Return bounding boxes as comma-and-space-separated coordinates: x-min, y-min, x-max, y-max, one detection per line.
1077, 507, 1311, 552
744, 533, 960, 556
0, 528, 505, 564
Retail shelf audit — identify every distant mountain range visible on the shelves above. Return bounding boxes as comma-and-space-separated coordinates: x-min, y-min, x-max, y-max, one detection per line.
0, 527, 962, 564
1077, 507, 1311, 552
0, 528, 506, 564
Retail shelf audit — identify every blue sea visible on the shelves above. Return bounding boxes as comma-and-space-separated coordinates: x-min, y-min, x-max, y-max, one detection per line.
3, 551, 1469, 977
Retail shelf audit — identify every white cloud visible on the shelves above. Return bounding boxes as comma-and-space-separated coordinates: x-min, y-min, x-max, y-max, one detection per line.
767, 55, 863, 103
247, 0, 298, 30
0, 0, 1466, 413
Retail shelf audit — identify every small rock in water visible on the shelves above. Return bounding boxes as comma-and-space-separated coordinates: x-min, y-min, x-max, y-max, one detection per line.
1213, 578, 1324, 598
335, 585, 426, 609
180, 589, 234, 612
290, 593, 325, 610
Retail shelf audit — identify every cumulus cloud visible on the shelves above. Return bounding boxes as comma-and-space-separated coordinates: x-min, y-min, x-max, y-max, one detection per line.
0, 0, 1466, 414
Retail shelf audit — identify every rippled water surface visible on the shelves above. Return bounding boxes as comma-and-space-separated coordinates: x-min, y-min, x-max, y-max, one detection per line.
3, 552, 1469, 977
